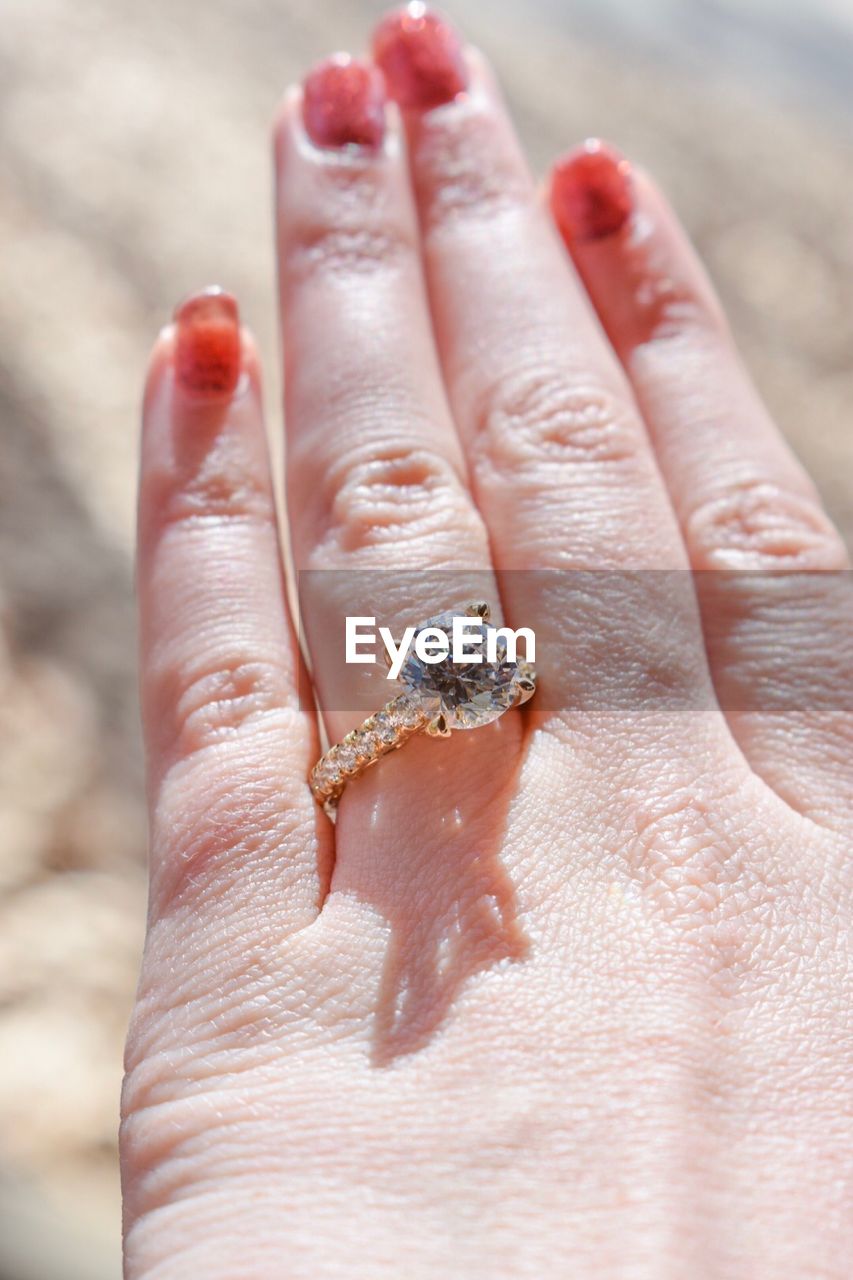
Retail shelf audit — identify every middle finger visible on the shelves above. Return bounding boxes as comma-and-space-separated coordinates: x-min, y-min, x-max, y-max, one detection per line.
373, 10, 714, 736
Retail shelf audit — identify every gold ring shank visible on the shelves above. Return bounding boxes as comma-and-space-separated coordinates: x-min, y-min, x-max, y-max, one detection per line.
309, 692, 430, 817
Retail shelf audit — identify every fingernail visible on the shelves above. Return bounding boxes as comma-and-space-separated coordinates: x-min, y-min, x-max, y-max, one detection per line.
550, 140, 633, 244
372, 3, 467, 111
302, 54, 387, 151
173, 287, 241, 397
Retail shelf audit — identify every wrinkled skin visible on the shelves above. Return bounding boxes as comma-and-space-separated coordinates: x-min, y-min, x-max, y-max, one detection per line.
121, 22, 853, 1280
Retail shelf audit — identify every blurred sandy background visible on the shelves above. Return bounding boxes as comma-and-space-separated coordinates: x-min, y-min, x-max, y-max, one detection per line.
0, 0, 852, 1273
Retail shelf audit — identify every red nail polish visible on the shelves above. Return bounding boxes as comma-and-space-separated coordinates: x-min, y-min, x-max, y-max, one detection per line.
302, 55, 386, 151
372, 3, 467, 111
551, 140, 633, 244
173, 288, 241, 397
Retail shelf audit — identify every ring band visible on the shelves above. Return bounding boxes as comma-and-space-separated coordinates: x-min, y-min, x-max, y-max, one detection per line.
309, 690, 430, 816
309, 602, 536, 817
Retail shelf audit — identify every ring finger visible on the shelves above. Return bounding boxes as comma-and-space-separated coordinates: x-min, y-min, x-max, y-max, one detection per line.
274, 57, 525, 899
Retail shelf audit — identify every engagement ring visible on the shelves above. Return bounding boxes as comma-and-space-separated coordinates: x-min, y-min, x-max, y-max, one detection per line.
309, 602, 537, 816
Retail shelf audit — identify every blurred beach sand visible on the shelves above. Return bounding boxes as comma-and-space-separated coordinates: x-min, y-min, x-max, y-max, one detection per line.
0, 0, 851, 1274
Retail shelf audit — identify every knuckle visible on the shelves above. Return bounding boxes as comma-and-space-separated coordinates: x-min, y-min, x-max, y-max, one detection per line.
416, 108, 530, 234
151, 655, 295, 764
471, 366, 642, 478
685, 480, 849, 571
285, 210, 417, 283
624, 790, 768, 957
426, 172, 521, 229
537, 571, 710, 719
174, 659, 290, 750
625, 268, 726, 352
315, 443, 483, 560
628, 794, 732, 914
151, 447, 273, 534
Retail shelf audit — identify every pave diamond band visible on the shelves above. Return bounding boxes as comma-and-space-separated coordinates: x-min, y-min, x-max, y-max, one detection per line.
309, 602, 536, 817
309, 691, 430, 816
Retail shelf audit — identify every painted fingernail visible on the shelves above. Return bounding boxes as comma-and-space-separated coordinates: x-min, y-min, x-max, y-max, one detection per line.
372, 3, 467, 111
550, 140, 633, 244
173, 288, 241, 397
302, 55, 387, 151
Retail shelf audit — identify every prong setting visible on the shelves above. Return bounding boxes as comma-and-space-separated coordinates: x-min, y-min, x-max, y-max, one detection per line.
515, 661, 537, 705
465, 600, 491, 622
516, 677, 536, 705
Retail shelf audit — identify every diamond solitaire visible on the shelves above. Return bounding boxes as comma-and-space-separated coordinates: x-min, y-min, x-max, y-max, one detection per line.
398, 606, 535, 731
310, 602, 537, 816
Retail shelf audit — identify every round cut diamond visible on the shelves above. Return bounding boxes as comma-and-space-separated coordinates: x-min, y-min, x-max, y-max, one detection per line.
372, 712, 397, 745
398, 609, 526, 729
335, 743, 359, 772
354, 727, 380, 756
312, 760, 336, 790
396, 693, 426, 728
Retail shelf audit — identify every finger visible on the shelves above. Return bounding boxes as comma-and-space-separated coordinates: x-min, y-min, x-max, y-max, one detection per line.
550, 143, 853, 825
275, 59, 527, 907
371, 12, 716, 736
275, 59, 495, 735
138, 289, 328, 925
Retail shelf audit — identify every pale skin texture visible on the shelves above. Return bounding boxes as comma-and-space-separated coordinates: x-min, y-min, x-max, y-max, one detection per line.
122, 42, 853, 1280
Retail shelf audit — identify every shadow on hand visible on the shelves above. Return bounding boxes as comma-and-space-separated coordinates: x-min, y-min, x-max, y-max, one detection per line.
332, 719, 528, 1066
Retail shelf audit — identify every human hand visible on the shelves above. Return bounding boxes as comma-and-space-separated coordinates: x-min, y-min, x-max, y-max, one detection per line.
121, 7, 853, 1276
